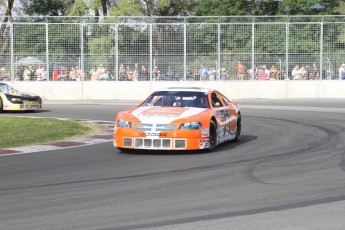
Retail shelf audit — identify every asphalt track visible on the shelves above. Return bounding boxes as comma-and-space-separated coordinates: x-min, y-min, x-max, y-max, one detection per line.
1, 99, 345, 230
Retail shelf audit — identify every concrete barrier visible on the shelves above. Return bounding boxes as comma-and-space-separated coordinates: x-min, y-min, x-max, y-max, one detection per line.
8, 80, 345, 100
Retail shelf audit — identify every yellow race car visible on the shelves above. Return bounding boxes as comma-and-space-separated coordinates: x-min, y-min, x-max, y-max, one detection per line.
114, 87, 241, 152
0, 82, 42, 112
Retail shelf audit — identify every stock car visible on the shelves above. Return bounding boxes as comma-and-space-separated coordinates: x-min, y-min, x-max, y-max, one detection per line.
0, 82, 42, 112
113, 87, 241, 152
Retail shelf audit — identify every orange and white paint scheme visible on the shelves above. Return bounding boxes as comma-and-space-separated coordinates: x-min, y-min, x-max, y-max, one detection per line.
114, 87, 241, 152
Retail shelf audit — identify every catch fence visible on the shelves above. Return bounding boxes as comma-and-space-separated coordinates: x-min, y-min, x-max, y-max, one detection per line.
1, 16, 345, 81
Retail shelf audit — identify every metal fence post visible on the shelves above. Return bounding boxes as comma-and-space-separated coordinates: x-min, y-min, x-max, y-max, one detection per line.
320, 22, 323, 80
218, 23, 221, 79
251, 22, 255, 80
115, 23, 119, 81
150, 23, 153, 81
286, 22, 289, 79
80, 23, 84, 79
10, 22, 14, 83
184, 23, 187, 81
46, 23, 49, 81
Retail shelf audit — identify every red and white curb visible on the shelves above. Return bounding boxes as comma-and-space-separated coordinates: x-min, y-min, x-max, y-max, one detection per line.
0, 118, 114, 157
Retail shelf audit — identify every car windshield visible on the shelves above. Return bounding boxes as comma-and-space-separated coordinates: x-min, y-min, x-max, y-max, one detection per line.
141, 91, 210, 108
0, 83, 17, 93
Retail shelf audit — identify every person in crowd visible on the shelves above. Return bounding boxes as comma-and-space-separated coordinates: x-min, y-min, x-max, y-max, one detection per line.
291, 64, 301, 80
246, 65, 256, 80
0, 67, 9, 81
198, 64, 208, 80
41, 66, 48, 81
310, 63, 319, 80
325, 65, 334, 80
100, 68, 110, 80
220, 68, 228, 80
138, 65, 148, 81
193, 70, 200, 81
208, 66, 217, 81
118, 64, 126, 81
68, 67, 76, 81
338, 63, 345, 80
262, 64, 270, 80
28, 65, 35, 81
166, 66, 175, 81
126, 65, 133, 81
304, 65, 310, 80
89, 65, 96, 80
35, 64, 43, 81
52, 66, 60, 81
257, 68, 268, 80
23, 66, 30, 81
72, 65, 81, 81
152, 66, 161, 81
278, 69, 287, 80
269, 65, 278, 80
236, 61, 244, 80
59, 66, 67, 81
132, 64, 139, 81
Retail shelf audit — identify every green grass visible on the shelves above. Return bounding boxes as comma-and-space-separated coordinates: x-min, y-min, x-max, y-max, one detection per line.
0, 117, 92, 148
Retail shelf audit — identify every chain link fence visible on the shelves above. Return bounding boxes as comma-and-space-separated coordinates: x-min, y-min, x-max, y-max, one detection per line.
1, 16, 345, 81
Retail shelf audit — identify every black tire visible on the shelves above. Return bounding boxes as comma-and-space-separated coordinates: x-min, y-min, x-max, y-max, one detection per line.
0, 98, 3, 112
117, 147, 132, 153
234, 117, 241, 142
208, 120, 217, 151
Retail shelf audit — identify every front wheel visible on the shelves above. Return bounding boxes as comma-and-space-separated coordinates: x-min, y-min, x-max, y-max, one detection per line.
208, 120, 217, 151
234, 117, 241, 142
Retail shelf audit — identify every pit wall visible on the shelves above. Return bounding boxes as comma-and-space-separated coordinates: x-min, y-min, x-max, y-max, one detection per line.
9, 80, 345, 101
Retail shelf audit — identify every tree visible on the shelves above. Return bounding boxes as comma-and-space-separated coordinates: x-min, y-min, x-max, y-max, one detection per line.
110, 0, 197, 17
277, 0, 338, 15
20, 0, 74, 16
0, 0, 14, 58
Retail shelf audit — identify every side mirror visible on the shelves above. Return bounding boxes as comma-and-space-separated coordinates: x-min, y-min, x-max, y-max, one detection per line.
215, 102, 221, 108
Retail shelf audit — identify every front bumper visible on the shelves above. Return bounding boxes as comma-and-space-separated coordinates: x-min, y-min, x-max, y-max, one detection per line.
114, 129, 210, 150
3, 102, 42, 111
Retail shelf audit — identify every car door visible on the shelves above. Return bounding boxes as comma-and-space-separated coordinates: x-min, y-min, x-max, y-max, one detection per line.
217, 92, 238, 135
211, 92, 232, 140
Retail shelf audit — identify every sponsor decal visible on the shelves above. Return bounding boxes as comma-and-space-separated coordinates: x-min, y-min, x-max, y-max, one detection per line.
202, 128, 209, 133
23, 101, 40, 105
139, 132, 168, 137
137, 107, 189, 119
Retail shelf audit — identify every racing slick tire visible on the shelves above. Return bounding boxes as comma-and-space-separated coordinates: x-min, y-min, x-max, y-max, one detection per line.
234, 117, 241, 142
117, 147, 132, 153
208, 120, 217, 151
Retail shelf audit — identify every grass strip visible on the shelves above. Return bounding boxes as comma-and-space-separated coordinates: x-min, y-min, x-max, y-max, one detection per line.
0, 117, 92, 148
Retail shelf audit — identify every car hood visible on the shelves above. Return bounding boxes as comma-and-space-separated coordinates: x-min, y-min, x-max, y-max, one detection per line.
130, 106, 208, 123
5, 91, 38, 97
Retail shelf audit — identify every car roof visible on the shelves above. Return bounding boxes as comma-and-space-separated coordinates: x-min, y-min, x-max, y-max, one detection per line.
154, 87, 213, 93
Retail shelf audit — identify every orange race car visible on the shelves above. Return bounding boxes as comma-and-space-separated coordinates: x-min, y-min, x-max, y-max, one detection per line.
113, 87, 241, 152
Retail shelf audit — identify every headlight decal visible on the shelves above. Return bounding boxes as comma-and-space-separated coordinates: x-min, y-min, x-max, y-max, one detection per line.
117, 119, 131, 128
180, 122, 202, 130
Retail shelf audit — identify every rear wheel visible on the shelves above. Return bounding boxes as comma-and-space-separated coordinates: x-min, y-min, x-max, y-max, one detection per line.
208, 120, 217, 151
234, 117, 241, 142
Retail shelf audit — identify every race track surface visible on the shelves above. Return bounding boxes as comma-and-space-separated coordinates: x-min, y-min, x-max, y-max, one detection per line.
1, 99, 345, 230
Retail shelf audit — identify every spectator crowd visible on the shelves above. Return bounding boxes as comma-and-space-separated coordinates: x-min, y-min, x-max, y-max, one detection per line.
2, 61, 345, 81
